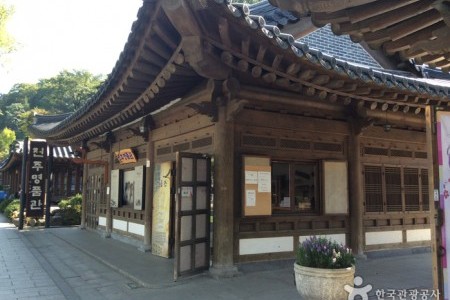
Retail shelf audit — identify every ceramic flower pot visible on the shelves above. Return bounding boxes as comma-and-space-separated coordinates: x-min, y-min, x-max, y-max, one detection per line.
294, 263, 355, 300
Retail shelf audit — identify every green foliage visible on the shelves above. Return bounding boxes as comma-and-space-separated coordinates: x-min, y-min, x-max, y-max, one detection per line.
0, 198, 13, 213
296, 236, 355, 269
34, 70, 104, 113
0, 70, 104, 138
57, 194, 82, 225
58, 193, 82, 210
0, 1, 15, 57
4, 199, 20, 220
0, 127, 15, 160
18, 108, 49, 138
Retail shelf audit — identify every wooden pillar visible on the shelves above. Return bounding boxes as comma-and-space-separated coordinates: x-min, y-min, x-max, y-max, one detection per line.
139, 138, 154, 252
104, 148, 114, 238
80, 160, 88, 229
348, 121, 365, 256
425, 105, 441, 293
210, 102, 239, 278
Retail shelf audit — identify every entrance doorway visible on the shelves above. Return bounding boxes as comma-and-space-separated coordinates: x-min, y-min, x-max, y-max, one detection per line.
152, 153, 212, 280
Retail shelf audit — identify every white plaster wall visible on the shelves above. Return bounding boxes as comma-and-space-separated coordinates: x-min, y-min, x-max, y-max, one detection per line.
365, 231, 402, 245
128, 222, 145, 236
299, 234, 347, 246
239, 236, 293, 255
98, 216, 107, 227
406, 229, 431, 242
112, 219, 128, 232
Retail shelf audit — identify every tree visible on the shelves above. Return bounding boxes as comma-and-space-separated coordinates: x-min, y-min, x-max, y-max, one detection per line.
0, 1, 15, 58
34, 70, 104, 113
0, 127, 15, 160
0, 69, 104, 138
19, 108, 49, 138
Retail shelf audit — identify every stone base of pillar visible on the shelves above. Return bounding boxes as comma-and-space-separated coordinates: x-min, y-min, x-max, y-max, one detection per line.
355, 253, 367, 260
209, 265, 241, 279
138, 244, 151, 253
101, 231, 111, 239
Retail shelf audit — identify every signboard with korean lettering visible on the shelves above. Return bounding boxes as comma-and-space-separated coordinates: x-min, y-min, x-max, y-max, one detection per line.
115, 148, 137, 164
26, 140, 47, 217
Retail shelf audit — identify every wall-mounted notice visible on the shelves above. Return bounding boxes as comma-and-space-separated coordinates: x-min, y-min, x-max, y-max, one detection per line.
257, 171, 271, 193
246, 190, 256, 207
243, 156, 272, 216
245, 171, 258, 184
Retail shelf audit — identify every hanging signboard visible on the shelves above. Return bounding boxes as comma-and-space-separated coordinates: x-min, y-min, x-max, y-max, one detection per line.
152, 162, 172, 258
26, 140, 47, 217
436, 111, 450, 299
115, 149, 137, 164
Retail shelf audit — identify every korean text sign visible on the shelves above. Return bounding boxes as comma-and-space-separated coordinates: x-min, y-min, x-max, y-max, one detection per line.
26, 141, 47, 217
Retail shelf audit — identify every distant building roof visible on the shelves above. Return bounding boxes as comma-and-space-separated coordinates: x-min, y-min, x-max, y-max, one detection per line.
249, 1, 298, 26
299, 25, 381, 69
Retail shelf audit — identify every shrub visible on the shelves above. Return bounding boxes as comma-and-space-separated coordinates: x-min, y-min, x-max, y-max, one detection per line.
296, 236, 355, 269
4, 199, 20, 221
58, 194, 82, 210
0, 198, 14, 213
57, 194, 82, 225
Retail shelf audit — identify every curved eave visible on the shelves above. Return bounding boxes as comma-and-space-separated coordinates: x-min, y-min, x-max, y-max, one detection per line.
0, 153, 21, 172
202, 1, 449, 111
29, 1, 202, 144
269, 0, 450, 72
30, 0, 450, 144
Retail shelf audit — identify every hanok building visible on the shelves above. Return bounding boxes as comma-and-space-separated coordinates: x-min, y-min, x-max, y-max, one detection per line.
29, 0, 448, 281
0, 141, 83, 203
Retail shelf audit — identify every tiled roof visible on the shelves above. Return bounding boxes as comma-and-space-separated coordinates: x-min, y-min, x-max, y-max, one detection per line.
29, 0, 450, 142
216, 1, 450, 99
299, 25, 381, 69
249, 1, 298, 27
0, 141, 75, 172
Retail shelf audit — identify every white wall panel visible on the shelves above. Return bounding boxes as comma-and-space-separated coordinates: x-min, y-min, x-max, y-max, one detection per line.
365, 231, 402, 245
239, 236, 293, 255
112, 219, 128, 232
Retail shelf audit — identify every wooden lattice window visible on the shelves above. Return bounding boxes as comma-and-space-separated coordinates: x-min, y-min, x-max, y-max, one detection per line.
404, 168, 420, 211
364, 166, 383, 212
385, 167, 402, 212
421, 169, 429, 211
364, 165, 429, 213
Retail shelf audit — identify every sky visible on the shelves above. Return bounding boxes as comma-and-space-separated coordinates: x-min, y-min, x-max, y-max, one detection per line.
0, 0, 143, 94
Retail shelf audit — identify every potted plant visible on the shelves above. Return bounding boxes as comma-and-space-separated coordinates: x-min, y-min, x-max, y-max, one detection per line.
294, 236, 355, 300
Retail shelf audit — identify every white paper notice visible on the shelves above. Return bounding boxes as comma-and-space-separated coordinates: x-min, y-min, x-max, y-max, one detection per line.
246, 190, 256, 207
280, 197, 290, 208
258, 171, 271, 193
245, 171, 258, 184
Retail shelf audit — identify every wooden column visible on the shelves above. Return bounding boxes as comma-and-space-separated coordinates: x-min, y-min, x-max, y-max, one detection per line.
80, 151, 88, 229
104, 148, 114, 238
139, 138, 154, 252
348, 121, 365, 256
210, 101, 239, 278
425, 105, 441, 292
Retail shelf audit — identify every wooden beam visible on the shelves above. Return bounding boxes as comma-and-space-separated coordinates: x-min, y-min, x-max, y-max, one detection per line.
364, 10, 442, 46
383, 22, 444, 54
333, 0, 434, 35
